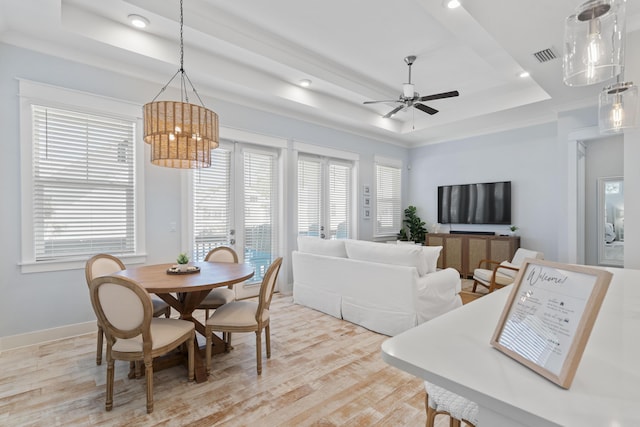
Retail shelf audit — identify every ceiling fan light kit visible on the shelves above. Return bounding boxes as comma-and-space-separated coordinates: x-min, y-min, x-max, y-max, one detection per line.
363, 55, 459, 119
562, 0, 626, 87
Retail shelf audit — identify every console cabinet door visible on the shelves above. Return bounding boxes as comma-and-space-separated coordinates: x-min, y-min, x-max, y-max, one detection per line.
467, 237, 489, 277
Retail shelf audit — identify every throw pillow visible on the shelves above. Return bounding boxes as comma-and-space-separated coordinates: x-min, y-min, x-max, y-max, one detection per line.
421, 246, 442, 274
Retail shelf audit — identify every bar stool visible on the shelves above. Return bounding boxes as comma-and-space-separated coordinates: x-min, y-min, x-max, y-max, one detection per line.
425, 381, 479, 427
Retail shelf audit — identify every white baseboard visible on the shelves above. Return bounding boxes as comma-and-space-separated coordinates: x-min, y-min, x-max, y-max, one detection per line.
0, 321, 97, 352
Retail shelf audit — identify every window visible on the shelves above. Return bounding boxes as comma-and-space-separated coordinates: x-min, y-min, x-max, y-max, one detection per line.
375, 157, 402, 236
188, 138, 283, 290
191, 147, 233, 261
243, 148, 278, 280
297, 151, 355, 240
20, 80, 144, 272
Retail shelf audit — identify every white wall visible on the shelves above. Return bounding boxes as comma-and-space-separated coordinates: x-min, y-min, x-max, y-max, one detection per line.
408, 123, 560, 261
0, 43, 408, 340
584, 136, 624, 265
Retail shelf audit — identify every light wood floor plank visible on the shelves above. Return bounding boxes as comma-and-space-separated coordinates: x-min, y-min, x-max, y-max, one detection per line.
1, 294, 462, 427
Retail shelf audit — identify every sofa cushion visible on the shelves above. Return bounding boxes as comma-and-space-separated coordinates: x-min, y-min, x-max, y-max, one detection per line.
345, 240, 429, 276
422, 245, 442, 274
297, 236, 348, 258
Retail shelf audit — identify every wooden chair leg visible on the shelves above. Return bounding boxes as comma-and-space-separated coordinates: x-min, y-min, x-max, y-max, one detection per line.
205, 326, 212, 375
164, 307, 171, 318
255, 330, 262, 375
225, 333, 232, 353
471, 280, 479, 293
96, 324, 103, 365
145, 359, 153, 414
187, 333, 195, 381
106, 356, 114, 411
205, 309, 210, 319
265, 325, 271, 359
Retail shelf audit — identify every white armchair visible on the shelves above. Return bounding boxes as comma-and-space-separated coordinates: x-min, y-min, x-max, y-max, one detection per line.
472, 248, 544, 293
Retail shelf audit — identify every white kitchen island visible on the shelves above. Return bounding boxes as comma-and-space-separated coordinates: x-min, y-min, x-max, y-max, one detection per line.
381, 267, 639, 426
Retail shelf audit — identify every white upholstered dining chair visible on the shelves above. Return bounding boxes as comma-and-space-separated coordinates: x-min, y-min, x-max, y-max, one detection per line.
205, 257, 283, 375
471, 248, 544, 294
196, 246, 239, 318
88, 275, 195, 413
425, 381, 479, 427
85, 253, 171, 365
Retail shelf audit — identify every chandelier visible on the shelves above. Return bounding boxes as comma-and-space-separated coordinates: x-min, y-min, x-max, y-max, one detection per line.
143, 0, 218, 168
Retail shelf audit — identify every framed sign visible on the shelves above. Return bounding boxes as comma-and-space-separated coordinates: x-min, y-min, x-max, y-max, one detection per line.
490, 259, 612, 389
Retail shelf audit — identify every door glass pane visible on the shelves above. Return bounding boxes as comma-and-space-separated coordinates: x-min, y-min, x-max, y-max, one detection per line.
298, 157, 322, 237
244, 150, 277, 282
328, 161, 351, 239
192, 148, 232, 261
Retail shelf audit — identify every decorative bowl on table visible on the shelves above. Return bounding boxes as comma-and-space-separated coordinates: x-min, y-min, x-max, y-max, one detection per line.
166, 265, 201, 275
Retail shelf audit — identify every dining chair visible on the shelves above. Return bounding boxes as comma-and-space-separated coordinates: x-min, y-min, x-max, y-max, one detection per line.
85, 254, 171, 365
196, 246, 239, 318
471, 248, 544, 294
205, 257, 283, 375
88, 275, 195, 413
425, 381, 479, 427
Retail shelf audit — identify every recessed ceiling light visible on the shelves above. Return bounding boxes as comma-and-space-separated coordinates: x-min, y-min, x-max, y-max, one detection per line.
299, 79, 312, 88
445, 0, 461, 9
128, 14, 149, 29
519, 71, 530, 78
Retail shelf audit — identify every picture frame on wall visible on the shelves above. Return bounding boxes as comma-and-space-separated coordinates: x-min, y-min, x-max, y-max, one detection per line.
490, 259, 612, 389
362, 207, 371, 220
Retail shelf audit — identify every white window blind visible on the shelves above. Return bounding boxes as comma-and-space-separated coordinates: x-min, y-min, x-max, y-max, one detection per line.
297, 157, 322, 237
297, 155, 352, 239
192, 148, 232, 260
329, 161, 351, 239
32, 105, 136, 260
244, 150, 277, 280
375, 161, 402, 236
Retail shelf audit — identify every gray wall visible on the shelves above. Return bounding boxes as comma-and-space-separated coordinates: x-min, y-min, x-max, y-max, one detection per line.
0, 43, 407, 339
408, 122, 560, 261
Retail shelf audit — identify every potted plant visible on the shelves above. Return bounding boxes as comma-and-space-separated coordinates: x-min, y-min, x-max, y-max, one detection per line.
176, 252, 189, 271
397, 228, 409, 241
509, 225, 519, 236
400, 205, 427, 244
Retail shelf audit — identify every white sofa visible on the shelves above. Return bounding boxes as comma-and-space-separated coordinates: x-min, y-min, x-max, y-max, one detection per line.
292, 237, 462, 336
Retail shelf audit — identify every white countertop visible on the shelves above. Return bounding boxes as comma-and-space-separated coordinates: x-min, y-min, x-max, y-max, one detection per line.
381, 267, 640, 426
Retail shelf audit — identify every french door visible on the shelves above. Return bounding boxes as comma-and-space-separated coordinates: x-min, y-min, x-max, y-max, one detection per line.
190, 141, 280, 298
297, 154, 353, 240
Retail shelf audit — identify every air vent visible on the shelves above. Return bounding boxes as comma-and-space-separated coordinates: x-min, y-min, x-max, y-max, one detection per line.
533, 48, 558, 63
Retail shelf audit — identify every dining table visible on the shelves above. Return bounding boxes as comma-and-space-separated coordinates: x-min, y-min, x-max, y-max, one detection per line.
114, 260, 254, 383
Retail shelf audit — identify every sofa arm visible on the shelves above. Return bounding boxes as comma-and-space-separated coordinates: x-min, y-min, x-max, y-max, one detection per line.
415, 268, 462, 323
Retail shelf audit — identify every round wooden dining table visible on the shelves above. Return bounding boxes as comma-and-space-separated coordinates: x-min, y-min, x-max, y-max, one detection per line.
114, 261, 254, 382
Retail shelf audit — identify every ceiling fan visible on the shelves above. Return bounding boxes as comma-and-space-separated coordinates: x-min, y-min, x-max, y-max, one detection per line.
363, 55, 459, 119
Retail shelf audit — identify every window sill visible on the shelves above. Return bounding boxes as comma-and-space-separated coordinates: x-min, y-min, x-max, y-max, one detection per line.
19, 253, 148, 274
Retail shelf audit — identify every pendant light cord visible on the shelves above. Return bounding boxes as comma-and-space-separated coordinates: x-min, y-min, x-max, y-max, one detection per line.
150, 0, 207, 108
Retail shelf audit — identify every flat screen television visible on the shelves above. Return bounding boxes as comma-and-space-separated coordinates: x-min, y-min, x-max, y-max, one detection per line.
438, 181, 511, 225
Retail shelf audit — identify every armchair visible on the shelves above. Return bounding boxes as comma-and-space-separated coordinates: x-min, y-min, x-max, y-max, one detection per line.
472, 248, 544, 293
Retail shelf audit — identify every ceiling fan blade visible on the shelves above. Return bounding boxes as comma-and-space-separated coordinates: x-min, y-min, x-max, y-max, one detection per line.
414, 103, 438, 115
418, 90, 460, 102
363, 99, 402, 104
383, 105, 406, 118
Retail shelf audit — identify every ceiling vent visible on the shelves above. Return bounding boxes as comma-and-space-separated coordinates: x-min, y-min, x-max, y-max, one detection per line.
533, 48, 558, 63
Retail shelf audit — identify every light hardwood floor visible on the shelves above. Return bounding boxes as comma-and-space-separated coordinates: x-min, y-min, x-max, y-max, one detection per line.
0, 293, 464, 427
